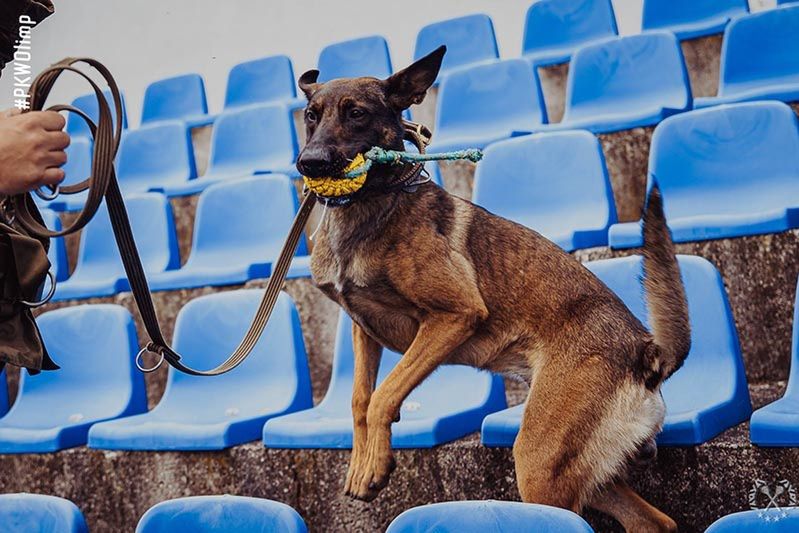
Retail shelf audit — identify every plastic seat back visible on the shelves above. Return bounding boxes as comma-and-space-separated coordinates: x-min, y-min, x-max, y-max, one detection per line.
225, 55, 296, 109
0, 369, 7, 417
588, 255, 750, 439
387, 501, 594, 533
188, 175, 305, 269
472, 131, 615, 251
38, 209, 68, 282
207, 103, 297, 178
66, 89, 127, 138
642, 0, 748, 39
522, 0, 617, 64
564, 32, 691, 125
0, 493, 88, 533
1, 305, 145, 431
414, 14, 498, 81
435, 59, 547, 141
718, 5, 799, 97
650, 101, 799, 221
136, 495, 308, 533
706, 509, 799, 532
62, 136, 92, 190
71, 193, 178, 281
117, 121, 195, 191
159, 290, 310, 416
141, 73, 207, 124
318, 35, 392, 82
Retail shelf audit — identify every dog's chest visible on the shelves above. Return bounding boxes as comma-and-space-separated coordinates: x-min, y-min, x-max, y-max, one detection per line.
310, 235, 419, 351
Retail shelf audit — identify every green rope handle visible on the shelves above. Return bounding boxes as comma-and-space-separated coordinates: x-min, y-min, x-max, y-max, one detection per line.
343, 147, 483, 178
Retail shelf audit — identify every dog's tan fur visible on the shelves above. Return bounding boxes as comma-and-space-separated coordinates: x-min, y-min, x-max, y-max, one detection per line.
296, 46, 690, 532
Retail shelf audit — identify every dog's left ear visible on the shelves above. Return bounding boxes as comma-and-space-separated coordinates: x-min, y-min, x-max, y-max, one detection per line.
299, 69, 322, 100
384, 45, 446, 111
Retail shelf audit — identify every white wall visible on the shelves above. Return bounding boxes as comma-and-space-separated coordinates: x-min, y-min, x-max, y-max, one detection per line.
0, 0, 774, 125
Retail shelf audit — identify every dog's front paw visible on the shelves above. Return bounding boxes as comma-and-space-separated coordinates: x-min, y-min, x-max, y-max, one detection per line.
344, 442, 396, 501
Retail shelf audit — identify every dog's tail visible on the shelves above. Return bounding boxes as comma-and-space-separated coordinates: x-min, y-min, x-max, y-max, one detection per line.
642, 183, 691, 380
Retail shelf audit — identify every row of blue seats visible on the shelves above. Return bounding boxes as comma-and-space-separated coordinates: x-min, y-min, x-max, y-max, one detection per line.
43, 6, 799, 218
62, 0, 798, 139
3, 492, 797, 532
11, 252, 799, 453
42, 100, 799, 300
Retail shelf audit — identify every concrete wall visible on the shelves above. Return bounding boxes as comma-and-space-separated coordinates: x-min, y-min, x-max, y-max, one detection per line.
0, 0, 774, 124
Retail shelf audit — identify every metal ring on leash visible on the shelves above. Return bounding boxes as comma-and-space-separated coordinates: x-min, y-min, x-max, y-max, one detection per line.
135, 343, 165, 373
21, 270, 56, 308
35, 185, 60, 201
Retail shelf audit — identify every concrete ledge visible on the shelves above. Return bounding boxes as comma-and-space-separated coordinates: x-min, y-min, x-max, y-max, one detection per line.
537, 62, 569, 125
680, 35, 722, 99
0, 383, 793, 533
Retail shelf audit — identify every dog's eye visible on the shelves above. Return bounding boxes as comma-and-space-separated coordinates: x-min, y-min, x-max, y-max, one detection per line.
305, 109, 318, 122
349, 108, 366, 120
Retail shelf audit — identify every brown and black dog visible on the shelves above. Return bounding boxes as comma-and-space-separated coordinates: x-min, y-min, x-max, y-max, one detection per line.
296, 46, 690, 532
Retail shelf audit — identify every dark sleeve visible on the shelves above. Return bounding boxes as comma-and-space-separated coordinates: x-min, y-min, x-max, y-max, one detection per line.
0, 0, 54, 76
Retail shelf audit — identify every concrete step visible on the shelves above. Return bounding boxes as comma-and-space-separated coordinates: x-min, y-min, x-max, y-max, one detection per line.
0, 383, 793, 533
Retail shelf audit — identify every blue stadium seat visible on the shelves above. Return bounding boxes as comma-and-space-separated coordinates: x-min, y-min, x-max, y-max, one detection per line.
0, 369, 8, 417
472, 131, 616, 251
0, 305, 146, 453
750, 277, 799, 446
695, 5, 799, 108
42, 137, 92, 213
642, 0, 748, 40
609, 102, 799, 248
224, 55, 297, 109
38, 209, 68, 282
53, 193, 179, 301
522, 0, 618, 67
135, 495, 308, 533
540, 32, 691, 134
429, 59, 547, 153
0, 493, 88, 533
706, 509, 799, 532
386, 501, 594, 533
116, 121, 196, 194
318, 35, 392, 82
482, 255, 751, 447
263, 311, 505, 448
141, 73, 209, 127
147, 176, 307, 291
65, 89, 127, 140
779, 0, 799, 4
88, 291, 311, 450
155, 103, 298, 197
414, 14, 498, 83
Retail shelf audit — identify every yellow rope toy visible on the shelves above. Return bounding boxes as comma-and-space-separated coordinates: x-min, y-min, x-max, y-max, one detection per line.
302, 154, 368, 197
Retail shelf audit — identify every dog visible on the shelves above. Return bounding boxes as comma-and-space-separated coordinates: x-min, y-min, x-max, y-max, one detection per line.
295, 45, 690, 532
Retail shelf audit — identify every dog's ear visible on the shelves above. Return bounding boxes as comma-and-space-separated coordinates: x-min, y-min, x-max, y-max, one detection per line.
384, 45, 446, 111
299, 69, 322, 100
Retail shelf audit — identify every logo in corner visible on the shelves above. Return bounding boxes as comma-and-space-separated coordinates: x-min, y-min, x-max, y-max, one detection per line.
749, 479, 797, 522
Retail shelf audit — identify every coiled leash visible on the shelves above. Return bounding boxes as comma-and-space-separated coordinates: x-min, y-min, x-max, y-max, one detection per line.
15, 57, 483, 376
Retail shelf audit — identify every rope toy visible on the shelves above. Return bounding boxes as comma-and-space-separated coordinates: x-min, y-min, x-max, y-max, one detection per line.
302, 148, 483, 198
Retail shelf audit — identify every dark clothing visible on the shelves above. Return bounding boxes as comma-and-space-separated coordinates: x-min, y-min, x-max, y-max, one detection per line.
0, 0, 53, 75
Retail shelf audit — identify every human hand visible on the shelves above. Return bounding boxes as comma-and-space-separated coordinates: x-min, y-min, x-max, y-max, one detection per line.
0, 109, 70, 195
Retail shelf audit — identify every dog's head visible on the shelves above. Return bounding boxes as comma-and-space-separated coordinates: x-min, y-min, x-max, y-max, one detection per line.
296, 45, 445, 190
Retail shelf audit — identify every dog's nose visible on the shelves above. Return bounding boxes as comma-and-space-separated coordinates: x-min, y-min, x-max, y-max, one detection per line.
298, 147, 332, 177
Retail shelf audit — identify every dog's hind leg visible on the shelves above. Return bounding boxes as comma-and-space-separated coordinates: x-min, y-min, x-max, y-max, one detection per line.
513, 359, 668, 524
589, 480, 677, 533
344, 322, 382, 497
